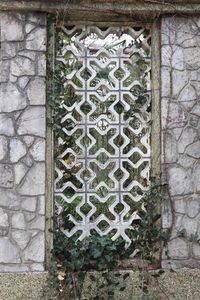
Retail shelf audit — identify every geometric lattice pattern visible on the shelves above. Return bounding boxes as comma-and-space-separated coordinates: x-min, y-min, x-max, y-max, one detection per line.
55, 26, 151, 243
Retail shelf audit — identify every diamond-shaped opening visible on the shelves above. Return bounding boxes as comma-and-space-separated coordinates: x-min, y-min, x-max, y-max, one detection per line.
114, 101, 124, 114
130, 152, 142, 164
81, 169, 92, 182
130, 186, 144, 197
114, 168, 124, 181
97, 186, 109, 197
130, 84, 144, 97
131, 52, 141, 64
98, 53, 109, 64
96, 85, 109, 97
97, 152, 109, 164
114, 67, 125, 80
62, 153, 76, 165
81, 135, 92, 147
64, 186, 76, 198
113, 134, 124, 147
81, 68, 92, 81
97, 220, 110, 231
62, 119, 75, 131
97, 118, 109, 130
114, 203, 124, 214
80, 101, 92, 115
80, 203, 93, 215
129, 117, 141, 130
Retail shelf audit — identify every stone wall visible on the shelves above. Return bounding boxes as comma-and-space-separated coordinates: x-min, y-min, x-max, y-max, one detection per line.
161, 16, 200, 268
0, 12, 47, 271
1, 9, 200, 273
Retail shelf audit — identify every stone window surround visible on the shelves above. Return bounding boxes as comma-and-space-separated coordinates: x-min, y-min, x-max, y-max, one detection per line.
47, 19, 161, 265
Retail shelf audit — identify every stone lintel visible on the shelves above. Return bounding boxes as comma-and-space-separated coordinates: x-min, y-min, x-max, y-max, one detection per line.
1, 1, 200, 21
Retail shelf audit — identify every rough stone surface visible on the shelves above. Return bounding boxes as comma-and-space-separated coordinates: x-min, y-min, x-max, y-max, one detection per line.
27, 78, 46, 105
177, 127, 197, 154
10, 138, 27, 163
29, 215, 45, 230
186, 141, 200, 158
21, 197, 37, 212
26, 27, 46, 51
29, 139, 45, 161
18, 163, 45, 195
193, 163, 200, 193
167, 238, 189, 259
0, 12, 46, 272
24, 233, 45, 262
1, 82, 27, 112
0, 189, 20, 209
14, 163, 29, 185
193, 244, 200, 259
164, 131, 177, 163
18, 76, 30, 89
168, 166, 193, 196
11, 212, 26, 230
187, 200, 199, 218
12, 230, 31, 250
192, 104, 200, 116
38, 195, 45, 215
0, 60, 10, 82
0, 237, 20, 263
167, 102, 188, 128
17, 107, 46, 137
11, 57, 35, 77
0, 114, 15, 136
0, 208, 9, 228
0, 137, 8, 161
0, 165, 14, 188
1, 14, 24, 42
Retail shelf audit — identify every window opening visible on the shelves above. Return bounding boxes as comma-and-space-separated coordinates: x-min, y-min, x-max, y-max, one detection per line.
54, 25, 151, 243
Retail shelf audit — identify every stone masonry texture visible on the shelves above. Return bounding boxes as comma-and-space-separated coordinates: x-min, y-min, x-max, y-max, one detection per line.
161, 17, 200, 268
0, 12, 46, 272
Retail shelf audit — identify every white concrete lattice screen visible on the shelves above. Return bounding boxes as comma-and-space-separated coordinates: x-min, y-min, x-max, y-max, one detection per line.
54, 25, 151, 243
